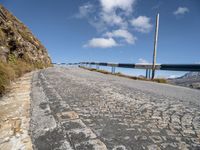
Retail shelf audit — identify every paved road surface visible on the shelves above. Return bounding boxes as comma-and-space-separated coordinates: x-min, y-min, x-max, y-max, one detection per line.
30, 67, 200, 150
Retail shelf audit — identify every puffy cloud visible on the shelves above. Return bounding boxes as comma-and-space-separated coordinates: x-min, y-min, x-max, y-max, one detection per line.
84, 38, 118, 48
100, 0, 136, 13
104, 29, 136, 44
76, 0, 147, 47
130, 16, 153, 33
99, 0, 136, 28
84, 29, 136, 48
76, 1, 129, 31
138, 58, 149, 64
76, 0, 138, 30
174, 7, 189, 15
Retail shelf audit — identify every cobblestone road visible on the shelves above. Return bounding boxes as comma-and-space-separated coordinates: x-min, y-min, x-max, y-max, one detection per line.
30, 67, 200, 150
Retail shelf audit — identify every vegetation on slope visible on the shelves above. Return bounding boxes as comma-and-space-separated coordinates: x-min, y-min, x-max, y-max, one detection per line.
0, 55, 50, 96
80, 66, 167, 84
0, 5, 52, 96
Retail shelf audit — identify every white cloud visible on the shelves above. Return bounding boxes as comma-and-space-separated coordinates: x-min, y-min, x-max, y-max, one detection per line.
104, 29, 136, 44
138, 58, 149, 64
76, 0, 138, 31
130, 16, 153, 33
99, 0, 136, 28
76, 3, 94, 18
84, 38, 118, 48
100, 12, 127, 27
100, 0, 135, 13
76, 0, 143, 47
174, 7, 189, 15
76, 1, 130, 31
88, 19, 107, 32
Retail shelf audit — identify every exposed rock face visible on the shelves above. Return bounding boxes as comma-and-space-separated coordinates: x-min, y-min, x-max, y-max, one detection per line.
180, 72, 200, 79
0, 5, 51, 66
168, 72, 200, 89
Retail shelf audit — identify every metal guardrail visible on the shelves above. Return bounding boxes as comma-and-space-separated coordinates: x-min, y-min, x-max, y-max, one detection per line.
78, 62, 200, 79
79, 62, 200, 71
160, 64, 200, 72
52, 62, 200, 79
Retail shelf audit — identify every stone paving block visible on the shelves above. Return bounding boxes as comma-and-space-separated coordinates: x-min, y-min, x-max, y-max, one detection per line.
112, 145, 127, 150
58, 140, 74, 150
75, 139, 107, 150
147, 144, 161, 150
160, 143, 179, 149
57, 111, 79, 121
134, 135, 148, 141
62, 119, 87, 130
67, 127, 97, 145
149, 136, 163, 143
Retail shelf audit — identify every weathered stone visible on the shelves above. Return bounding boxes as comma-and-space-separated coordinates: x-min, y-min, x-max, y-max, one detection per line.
68, 128, 97, 144
57, 111, 79, 121
75, 139, 107, 150
0, 5, 51, 66
0, 72, 33, 149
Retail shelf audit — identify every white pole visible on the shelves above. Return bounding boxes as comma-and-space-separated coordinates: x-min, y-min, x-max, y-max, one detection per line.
152, 13, 159, 79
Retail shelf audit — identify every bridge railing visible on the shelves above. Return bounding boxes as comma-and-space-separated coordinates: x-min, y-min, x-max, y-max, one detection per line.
77, 62, 200, 79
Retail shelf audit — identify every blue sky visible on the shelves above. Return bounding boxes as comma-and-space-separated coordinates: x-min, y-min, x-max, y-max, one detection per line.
1, 0, 200, 78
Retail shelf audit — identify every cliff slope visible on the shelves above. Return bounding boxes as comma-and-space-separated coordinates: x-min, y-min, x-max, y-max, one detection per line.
0, 5, 51, 65
0, 5, 52, 95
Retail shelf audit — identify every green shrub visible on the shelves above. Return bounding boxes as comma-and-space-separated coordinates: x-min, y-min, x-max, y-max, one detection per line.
8, 53, 17, 64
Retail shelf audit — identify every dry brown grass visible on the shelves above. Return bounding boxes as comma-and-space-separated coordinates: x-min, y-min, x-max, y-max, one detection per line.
0, 62, 15, 96
0, 28, 5, 39
0, 28, 6, 44
0, 58, 38, 96
10, 59, 33, 77
153, 78, 167, 83
33, 61, 46, 69
80, 66, 167, 84
0, 56, 53, 96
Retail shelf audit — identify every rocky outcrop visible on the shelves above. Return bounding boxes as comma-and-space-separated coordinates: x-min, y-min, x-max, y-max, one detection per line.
168, 72, 200, 89
0, 4, 51, 66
